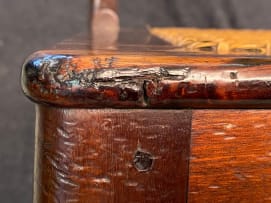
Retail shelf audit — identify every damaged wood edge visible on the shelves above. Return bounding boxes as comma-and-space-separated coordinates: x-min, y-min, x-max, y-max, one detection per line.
21, 54, 189, 108
21, 54, 271, 109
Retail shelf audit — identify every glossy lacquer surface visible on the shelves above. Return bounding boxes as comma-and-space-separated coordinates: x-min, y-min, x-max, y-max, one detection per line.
189, 110, 271, 202
22, 30, 271, 108
34, 105, 192, 203
22, 28, 271, 203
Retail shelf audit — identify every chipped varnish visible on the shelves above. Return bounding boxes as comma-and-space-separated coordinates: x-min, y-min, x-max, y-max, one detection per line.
22, 28, 271, 203
22, 30, 271, 109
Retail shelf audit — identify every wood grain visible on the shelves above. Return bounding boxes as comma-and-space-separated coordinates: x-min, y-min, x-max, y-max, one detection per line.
189, 110, 271, 203
22, 28, 271, 202
34, 105, 192, 203
22, 50, 271, 108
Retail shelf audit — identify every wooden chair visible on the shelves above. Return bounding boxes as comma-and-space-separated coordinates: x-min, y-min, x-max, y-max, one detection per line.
22, 0, 271, 202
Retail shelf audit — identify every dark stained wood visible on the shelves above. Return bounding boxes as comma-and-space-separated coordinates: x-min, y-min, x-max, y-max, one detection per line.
189, 110, 271, 202
22, 48, 271, 108
22, 27, 271, 203
34, 105, 192, 203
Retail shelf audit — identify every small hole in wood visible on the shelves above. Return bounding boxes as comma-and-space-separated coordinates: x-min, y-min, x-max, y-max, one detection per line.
230, 72, 238, 80
133, 150, 153, 172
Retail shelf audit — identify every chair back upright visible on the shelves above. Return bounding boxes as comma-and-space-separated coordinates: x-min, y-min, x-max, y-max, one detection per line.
91, 0, 120, 43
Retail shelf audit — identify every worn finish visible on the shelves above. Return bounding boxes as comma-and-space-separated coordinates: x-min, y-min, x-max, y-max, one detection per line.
22, 49, 271, 108
34, 105, 192, 203
22, 27, 271, 202
189, 110, 271, 202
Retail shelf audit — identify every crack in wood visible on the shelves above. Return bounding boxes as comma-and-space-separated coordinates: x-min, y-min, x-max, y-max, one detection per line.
23, 55, 191, 106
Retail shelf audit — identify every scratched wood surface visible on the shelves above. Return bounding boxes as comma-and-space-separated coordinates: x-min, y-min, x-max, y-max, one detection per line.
34, 105, 192, 203
189, 110, 271, 203
22, 28, 271, 203
21, 29, 271, 109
